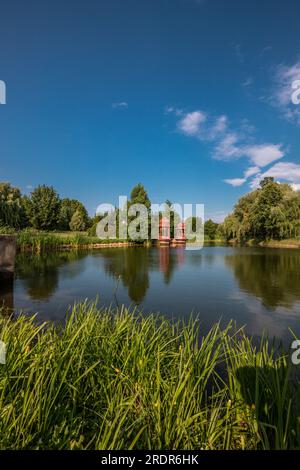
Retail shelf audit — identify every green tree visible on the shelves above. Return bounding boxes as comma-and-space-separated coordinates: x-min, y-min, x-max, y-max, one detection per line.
128, 183, 151, 241
69, 209, 87, 231
204, 219, 219, 240
0, 182, 27, 228
253, 178, 284, 239
25, 185, 60, 230
58, 198, 89, 231
221, 177, 300, 241
129, 183, 151, 209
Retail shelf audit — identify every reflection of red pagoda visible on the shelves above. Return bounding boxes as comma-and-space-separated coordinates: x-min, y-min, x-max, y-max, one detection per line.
159, 245, 170, 273
158, 217, 170, 246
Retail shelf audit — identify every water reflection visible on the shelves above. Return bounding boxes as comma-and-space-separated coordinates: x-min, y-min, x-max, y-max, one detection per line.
101, 248, 150, 303
225, 249, 300, 309
16, 251, 87, 300
100, 247, 186, 302
1, 246, 300, 340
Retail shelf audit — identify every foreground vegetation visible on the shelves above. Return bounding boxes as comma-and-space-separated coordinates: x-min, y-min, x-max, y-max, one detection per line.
0, 302, 299, 450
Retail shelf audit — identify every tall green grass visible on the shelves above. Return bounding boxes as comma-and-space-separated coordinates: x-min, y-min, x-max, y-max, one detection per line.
0, 302, 299, 450
15, 230, 129, 252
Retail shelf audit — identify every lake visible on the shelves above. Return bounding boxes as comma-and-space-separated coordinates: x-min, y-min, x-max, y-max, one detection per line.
1, 245, 300, 342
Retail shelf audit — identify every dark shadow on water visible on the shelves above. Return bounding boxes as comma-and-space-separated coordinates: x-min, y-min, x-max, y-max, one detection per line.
0, 273, 14, 316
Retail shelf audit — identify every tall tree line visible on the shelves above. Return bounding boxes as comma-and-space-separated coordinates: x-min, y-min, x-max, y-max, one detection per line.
221, 177, 300, 241
0, 182, 90, 231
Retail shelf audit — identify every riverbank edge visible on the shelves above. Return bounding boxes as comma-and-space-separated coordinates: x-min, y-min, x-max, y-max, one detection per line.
227, 238, 300, 249
18, 241, 137, 252
17, 239, 300, 252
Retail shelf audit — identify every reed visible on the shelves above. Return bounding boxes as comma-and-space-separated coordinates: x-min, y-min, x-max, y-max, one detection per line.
15, 230, 128, 252
0, 302, 299, 450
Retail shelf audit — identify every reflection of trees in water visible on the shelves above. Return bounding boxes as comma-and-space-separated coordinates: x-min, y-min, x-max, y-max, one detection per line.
225, 251, 300, 308
101, 247, 186, 303
101, 248, 150, 304
14, 247, 186, 306
15, 251, 86, 301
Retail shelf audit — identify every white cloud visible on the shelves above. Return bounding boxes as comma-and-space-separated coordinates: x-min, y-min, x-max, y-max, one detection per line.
213, 132, 243, 160
272, 60, 300, 126
178, 111, 206, 136
168, 106, 291, 189
259, 161, 300, 182
175, 108, 285, 166
112, 102, 128, 109
223, 178, 246, 187
244, 166, 260, 178
208, 115, 228, 139
249, 161, 300, 189
244, 144, 284, 167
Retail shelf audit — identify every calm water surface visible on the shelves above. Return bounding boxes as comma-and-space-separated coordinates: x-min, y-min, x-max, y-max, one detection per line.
1, 245, 300, 341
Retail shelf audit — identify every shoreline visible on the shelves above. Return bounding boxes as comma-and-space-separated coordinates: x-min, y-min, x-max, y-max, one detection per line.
226, 238, 300, 250
17, 241, 137, 252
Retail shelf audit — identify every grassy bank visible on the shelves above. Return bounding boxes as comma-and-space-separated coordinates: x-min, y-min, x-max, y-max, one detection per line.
0, 302, 299, 450
15, 231, 132, 252
258, 239, 300, 249
227, 238, 300, 249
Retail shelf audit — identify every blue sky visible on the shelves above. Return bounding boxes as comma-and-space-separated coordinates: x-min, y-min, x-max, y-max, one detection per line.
0, 0, 300, 220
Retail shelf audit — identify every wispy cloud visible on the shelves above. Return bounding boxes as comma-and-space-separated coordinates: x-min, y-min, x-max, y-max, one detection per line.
167, 106, 288, 189
112, 102, 128, 109
174, 108, 284, 167
232, 43, 244, 64
178, 110, 206, 136
242, 77, 254, 89
223, 178, 246, 187
243, 166, 260, 178
165, 106, 183, 116
249, 162, 300, 189
244, 144, 284, 167
260, 45, 272, 57
271, 59, 300, 126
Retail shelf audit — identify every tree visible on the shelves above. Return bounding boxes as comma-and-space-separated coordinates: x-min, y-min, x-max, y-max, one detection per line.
253, 178, 284, 239
58, 198, 89, 231
0, 182, 27, 228
129, 183, 151, 209
204, 219, 219, 240
128, 183, 151, 241
25, 185, 60, 230
69, 209, 86, 231
221, 177, 300, 241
